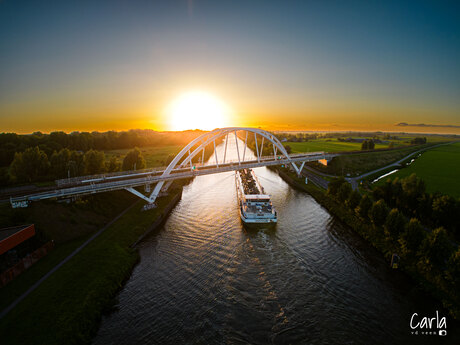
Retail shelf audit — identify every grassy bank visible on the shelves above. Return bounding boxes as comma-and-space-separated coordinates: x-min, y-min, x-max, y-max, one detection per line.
276, 168, 460, 319
0, 184, 183, 345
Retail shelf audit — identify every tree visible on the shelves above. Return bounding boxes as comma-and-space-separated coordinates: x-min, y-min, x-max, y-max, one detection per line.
368, 140, 375, 150
418, 227, 453, 271
9, 146, 49, 182
410, 137, 426, 145
445, 249, 460, 297
337, 182, 352, 203
432, 195, 459, 237
356, 194, 372, 219
50, 148, 71, 178
106, 156, 121, 172
284, 145, 292, 154
346, 190, 361, 210
83, 150, 105, 175
399, 218, 425, 258
327, 176, 346, 197
361, 140, 368, 150
384, 208, 406, 240
122, 147, 146, 171
401, 174, 425, 214
369, 199, 390, 227
69, 151, 84, 176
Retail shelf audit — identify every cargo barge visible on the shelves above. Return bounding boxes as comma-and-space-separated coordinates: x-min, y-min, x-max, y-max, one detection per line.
235, 169, 277, 225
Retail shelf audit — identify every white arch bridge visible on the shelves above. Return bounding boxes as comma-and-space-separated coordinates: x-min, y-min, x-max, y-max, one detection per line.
10, 127, 337, 208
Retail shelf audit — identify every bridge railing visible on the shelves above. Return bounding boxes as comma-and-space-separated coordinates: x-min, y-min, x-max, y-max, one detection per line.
55, 151, 327, 187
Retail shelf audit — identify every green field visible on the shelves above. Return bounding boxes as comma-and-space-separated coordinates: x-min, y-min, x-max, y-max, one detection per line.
286, 139, 392, 153
105, 145, 182, 168
375, 142, 460, 198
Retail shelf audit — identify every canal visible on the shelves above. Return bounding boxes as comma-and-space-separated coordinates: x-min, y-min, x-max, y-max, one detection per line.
94, 139, 453, 344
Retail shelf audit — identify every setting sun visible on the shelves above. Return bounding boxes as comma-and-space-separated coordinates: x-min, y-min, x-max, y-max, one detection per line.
166, 91, 231, 131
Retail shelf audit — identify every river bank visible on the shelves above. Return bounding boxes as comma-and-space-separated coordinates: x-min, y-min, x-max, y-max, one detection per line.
275, 167, 460, 321
0, 183, 184, 345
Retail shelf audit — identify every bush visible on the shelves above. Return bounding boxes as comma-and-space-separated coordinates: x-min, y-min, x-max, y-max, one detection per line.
384, 208, 406, 240
122, 147, 146, 171
346, 190, 361, 210
83, 150, 106, 175
9, 146, 50, 182
337, 182, 352, 203
369, 199, 390, 227
418, 227, 454, 272
327, 177, 346, 196
356, 194, 372, 219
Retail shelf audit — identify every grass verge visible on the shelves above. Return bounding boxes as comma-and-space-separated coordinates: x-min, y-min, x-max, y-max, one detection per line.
0, 185, 183, 345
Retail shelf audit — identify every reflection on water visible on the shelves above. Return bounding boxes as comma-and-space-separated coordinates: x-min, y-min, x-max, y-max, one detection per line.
94, 139, 456, 344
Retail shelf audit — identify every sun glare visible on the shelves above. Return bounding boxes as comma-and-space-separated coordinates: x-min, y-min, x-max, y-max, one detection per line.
167, 91, 231, 131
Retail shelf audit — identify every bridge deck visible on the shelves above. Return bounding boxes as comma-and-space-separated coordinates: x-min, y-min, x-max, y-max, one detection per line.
10, 152, 335, 205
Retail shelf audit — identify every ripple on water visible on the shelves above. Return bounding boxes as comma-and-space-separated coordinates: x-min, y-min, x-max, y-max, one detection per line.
94, 143, 455, 345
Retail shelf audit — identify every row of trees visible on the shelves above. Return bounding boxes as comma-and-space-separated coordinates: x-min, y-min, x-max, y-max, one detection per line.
372, 174, 459, 239
0, 129, 207, 167
411, 137, 427, 145
8, 147, 146, 183
361, 140, 375, 150
327, 176, 460, 307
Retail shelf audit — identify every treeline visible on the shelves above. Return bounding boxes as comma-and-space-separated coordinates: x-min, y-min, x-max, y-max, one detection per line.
277, 131, 400, 142
0, 129, 207, 167
327, 174, 460, 314
371, 174, 459, 238
411, 137, 427, 145
361, 140, 375, 150
8, 147, 147, 183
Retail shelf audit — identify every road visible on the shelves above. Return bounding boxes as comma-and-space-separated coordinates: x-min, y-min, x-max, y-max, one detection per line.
346, 142, 453, 190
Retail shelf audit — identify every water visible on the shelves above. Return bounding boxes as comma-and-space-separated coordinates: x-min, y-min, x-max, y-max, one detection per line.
94, 139, 456, 344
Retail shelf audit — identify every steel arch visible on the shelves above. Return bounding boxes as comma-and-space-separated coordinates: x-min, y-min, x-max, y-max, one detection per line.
145, 127, 299, 204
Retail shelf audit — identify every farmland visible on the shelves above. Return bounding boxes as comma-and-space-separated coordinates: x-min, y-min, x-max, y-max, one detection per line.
104, 145, 181, 168
285, 139, 390, 153
375, 142, 460, 198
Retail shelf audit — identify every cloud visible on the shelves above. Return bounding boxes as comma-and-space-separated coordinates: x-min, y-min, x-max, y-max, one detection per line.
396, 122, 460, 128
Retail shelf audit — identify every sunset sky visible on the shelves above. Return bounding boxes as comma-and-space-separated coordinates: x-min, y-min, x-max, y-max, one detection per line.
0, 1, 459, 134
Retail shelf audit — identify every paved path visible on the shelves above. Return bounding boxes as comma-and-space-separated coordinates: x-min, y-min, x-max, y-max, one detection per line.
0, 202, 138, 320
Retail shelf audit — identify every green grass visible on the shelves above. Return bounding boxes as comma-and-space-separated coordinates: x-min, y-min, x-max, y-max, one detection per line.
0, 186, 182, 345
0, 236, 90, 311
375, 142, 460, 198
286, 139, 391, 153
308, 145, 429, 176
105, 145, 182, 168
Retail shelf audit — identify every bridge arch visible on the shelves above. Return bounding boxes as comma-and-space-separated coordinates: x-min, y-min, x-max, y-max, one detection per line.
145, 127, 299, 204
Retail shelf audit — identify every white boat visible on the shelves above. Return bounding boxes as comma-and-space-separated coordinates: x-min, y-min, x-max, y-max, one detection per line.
235, 169, 277, 226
